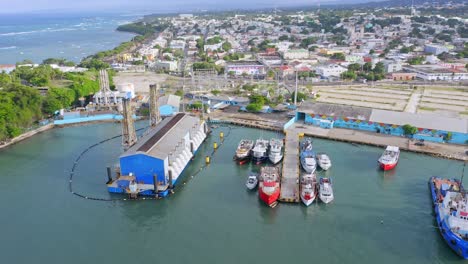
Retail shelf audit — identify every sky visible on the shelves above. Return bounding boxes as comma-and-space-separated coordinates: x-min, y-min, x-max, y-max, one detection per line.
0, 0, 373, 14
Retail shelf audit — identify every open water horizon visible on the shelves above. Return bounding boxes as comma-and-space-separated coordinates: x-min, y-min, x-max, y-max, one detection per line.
0, 12, 141, 64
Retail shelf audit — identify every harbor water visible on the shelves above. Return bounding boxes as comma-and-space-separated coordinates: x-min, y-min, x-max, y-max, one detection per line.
0, 122, 465, 263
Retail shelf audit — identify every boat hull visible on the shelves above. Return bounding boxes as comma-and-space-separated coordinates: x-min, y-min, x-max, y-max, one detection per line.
379, 162, 397, 171
318, 163, 331, 171
246, 183, 257, 190
269, 154, 283, 165
301, 194, 315, 206
429, 177, 468, 259
259, 188, 280, 206
235, 156, 251, 165
252, 156, 268, 164
319, 194, 334, 204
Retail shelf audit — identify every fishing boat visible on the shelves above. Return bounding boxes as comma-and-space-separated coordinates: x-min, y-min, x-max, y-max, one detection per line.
300, 138, 313, 152
300, 173, 317, 206
429, 176, 468, 259
252, 138, 269, 165
300, 138, 316, 173
268, 138, 284, 165
378, 146, 400, 171
234, 139, 254, 165
319, 177, 334, 204
316, 153, 332, 171
258, 166, 281, 206
246, 172, 258, 190
301, 152, 316, 173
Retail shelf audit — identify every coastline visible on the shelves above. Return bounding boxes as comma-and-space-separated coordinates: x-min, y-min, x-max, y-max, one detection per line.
0, 119, 121, 151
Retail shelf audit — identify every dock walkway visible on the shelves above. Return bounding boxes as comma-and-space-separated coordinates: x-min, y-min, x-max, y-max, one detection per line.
280, 130, 300, 203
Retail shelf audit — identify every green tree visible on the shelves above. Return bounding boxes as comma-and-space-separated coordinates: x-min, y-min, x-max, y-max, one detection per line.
222, 41, 232, 52
330, 53, 345, 60
363, 62, 373, 72
291, 91, 307, 102
348, 63, 361, 72
341, 71, 357, 80
402, 124, 418, 135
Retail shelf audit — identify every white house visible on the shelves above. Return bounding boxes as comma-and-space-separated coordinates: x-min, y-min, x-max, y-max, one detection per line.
315, 64, 347, 78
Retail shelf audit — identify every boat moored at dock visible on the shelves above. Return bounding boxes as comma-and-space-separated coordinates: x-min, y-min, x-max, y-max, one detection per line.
252, 138, 269, 164
316, 153, 332, 171
300, 173, 317, 206
319, 177, 334, 204
259, 166, 281, 206
429, 176, 468, 259
268, 138, 284, 165
378, 146, 400, 171
300, 138, 316, 173
234, 139, 254, 165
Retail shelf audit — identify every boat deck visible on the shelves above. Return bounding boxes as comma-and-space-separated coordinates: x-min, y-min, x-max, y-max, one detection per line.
280, 130, 300, 203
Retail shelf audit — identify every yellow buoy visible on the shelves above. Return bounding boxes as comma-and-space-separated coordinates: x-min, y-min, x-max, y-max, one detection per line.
213, 142, 218, 150
205, 156, 210, 164
219, 132, 224, 139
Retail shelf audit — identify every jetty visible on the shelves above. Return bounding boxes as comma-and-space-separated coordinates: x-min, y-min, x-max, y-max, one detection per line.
279, 130, 300, 203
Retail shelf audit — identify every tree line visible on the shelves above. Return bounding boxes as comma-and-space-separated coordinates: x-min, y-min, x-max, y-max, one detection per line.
0, 64, 105, 141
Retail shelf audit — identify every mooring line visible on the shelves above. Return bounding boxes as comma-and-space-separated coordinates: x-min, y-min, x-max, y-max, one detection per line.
68, 123, 232, 202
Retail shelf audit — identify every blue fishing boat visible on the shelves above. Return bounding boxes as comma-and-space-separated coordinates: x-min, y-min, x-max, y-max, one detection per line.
429, 176, 468, 259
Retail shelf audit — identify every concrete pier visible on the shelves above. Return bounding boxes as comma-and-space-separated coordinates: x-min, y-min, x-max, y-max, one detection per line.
279, 131, 300, 203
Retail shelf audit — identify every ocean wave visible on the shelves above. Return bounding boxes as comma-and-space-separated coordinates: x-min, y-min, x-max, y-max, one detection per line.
0, 27, 79, 36
0, 46, 16, 50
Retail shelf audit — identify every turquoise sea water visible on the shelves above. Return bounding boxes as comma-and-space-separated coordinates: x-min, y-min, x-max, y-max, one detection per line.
0, 13, 139, 64
0, 122, 465, 263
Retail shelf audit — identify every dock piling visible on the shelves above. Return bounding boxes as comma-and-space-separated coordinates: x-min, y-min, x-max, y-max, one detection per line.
106, 167, 112, 184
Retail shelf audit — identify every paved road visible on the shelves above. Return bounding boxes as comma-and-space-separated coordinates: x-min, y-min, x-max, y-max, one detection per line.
404, 89, 423, 113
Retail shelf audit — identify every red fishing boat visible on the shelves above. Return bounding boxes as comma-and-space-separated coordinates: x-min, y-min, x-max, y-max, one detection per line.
258, 166, 281, 206
378, 146, 400, 171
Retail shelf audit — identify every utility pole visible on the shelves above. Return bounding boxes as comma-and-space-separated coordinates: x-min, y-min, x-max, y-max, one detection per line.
149, 84, 161, 127
294, 70, 298, 106
122, 98, 137, 150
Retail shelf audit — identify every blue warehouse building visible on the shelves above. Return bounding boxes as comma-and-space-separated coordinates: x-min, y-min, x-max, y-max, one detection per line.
295, 102, 468, 145
107, 113, 207, 197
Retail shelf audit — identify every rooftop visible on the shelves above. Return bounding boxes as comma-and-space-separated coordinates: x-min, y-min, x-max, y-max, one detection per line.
121, 113, 201, 160
298, 102, 373, 121
369, 109, 468, 134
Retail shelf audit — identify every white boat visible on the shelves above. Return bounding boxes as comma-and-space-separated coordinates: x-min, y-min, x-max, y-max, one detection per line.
246, 173, 258, 190
319, 177, 334, 204
268, 138, 283, 164
300, 138, 313, 152
300, 152, 316, 173
378, 146, 400, 171
234, 139, 254, 164
300, 173, 317, 206
316, 153, 332, 170
252, 138, 269, 164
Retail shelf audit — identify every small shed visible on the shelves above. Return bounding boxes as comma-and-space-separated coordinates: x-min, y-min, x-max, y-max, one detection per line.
158, 95, 181, 116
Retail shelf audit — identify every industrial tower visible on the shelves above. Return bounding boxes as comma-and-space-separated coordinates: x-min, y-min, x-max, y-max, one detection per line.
98, 69, 111, 106
149, 84, 161, 127
122, 98, 137, 149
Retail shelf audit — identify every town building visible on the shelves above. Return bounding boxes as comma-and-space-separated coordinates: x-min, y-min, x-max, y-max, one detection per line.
225, 61, 265, 76
315, 64, 347, 78
403, 65, 468, 81
282, 49, 310, 60
153, 60, 179, 72
391, 72, 416, 81
424, 44, 449, 55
